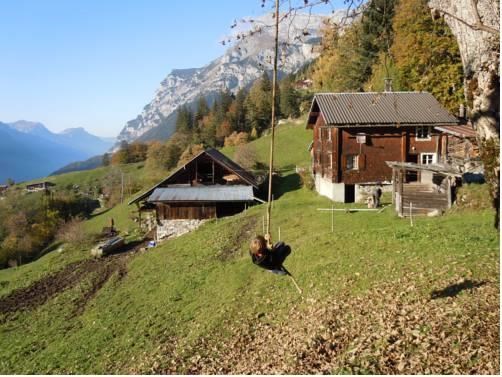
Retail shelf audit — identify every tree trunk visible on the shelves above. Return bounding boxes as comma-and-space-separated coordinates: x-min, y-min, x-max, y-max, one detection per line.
428, 0, 500, 227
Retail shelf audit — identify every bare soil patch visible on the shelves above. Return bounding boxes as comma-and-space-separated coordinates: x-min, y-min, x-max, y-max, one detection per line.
0, 240, 145, 320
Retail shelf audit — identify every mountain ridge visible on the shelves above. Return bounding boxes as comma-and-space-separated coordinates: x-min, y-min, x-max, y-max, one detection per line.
115, 11, 345, 147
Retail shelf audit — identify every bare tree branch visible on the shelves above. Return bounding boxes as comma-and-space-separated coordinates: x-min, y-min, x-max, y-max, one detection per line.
434, 0, 499, 35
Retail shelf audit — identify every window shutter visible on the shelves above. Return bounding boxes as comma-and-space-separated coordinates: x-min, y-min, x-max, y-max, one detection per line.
359, 154, 366, 170
341, 155, 347, 170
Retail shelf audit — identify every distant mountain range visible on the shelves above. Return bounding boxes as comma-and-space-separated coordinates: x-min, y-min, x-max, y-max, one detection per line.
0, 121, 114, 183
115, 11, 346, 148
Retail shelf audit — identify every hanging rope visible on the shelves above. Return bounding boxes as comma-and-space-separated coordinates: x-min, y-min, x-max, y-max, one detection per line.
265, 0, 280, 247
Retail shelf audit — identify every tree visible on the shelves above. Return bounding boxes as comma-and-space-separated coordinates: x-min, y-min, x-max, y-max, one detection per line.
175, 105, 194, 133
194, 96, 210, 127
390, 0, 464, 112
177, 144, 205, 167
279, 77, 300, 118
234, 143, 258, 170
428, 0, 499, 227
102, 153, 110, 167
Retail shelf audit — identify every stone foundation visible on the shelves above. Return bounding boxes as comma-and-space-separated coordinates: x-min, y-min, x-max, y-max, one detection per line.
156, 219, 205, 240
355, 183, 392, 203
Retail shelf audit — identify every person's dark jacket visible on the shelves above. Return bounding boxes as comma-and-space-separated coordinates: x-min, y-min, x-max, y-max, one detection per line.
250, 241, 291, 270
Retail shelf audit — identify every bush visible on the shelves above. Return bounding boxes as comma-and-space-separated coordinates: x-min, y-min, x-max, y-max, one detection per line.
56, 217, 89, 246
234, 144, 258, 170
298, 169, 315, 190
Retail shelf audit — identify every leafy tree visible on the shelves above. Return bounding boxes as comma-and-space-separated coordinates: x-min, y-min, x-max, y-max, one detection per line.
279, 77, 301, 118
390, 0, 464, 112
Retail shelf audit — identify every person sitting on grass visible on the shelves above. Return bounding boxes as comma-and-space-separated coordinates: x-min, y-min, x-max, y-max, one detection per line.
249, 235, 291, 273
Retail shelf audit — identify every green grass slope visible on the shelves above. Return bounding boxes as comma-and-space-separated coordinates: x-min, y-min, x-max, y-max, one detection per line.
0, 121, 499, 374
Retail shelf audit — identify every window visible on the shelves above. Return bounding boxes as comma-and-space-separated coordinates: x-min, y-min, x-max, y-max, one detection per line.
346, 155, 358, 170
328, 152, 333, 170
328, 129, 332, 141
421, 153, 436, 165
416, 126, 431, 140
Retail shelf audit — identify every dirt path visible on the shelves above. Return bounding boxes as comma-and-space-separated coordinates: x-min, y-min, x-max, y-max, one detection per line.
0, 241, 145, 319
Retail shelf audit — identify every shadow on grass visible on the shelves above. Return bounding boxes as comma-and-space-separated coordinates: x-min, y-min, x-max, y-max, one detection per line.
273, 173, 302, 200
89, 207, 112, 219
430, 279, 487, 299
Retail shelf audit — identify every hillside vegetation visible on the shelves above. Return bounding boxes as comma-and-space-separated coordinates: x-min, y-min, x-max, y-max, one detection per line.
0, 121, 498, 374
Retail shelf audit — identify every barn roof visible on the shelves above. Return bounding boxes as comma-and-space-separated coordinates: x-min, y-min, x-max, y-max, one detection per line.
307, 92, 459, 128
148, 185, 255, 203
128, 148, 257, 205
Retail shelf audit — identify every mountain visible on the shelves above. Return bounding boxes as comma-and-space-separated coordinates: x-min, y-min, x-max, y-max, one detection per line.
0, 121, 115, 183
51, 154, 106, 176
115, 11, 345, 146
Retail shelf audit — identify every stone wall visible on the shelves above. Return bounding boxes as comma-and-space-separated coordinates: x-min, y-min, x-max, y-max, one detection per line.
156, 219, 205, 240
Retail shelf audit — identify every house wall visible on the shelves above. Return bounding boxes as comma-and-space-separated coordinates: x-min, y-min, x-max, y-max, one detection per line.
157, 203, 217, 220
312, 123, 442, 185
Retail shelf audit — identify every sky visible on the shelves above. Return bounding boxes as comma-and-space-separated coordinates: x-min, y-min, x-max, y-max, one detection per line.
0, 0, 343, 137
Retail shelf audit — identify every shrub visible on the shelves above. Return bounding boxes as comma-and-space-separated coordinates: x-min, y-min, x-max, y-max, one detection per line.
299, 169, 315, 190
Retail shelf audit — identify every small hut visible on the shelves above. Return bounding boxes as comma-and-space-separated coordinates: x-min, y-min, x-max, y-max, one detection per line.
387, 161, 462, 217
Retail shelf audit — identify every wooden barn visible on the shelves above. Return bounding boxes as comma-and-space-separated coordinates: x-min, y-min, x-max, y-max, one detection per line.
129, 148, 261, 238
306, 92, 463, 203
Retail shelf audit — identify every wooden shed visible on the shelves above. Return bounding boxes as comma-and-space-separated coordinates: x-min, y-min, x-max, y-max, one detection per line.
387, 161, 462, 217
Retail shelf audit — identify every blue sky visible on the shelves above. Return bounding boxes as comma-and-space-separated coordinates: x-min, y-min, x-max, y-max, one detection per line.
0, 0, 342, 137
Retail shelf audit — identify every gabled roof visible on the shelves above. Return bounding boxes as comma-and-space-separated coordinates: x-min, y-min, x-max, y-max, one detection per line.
128, 148, 257, 205
307, 92, 459, 128
148, 185, 255, 203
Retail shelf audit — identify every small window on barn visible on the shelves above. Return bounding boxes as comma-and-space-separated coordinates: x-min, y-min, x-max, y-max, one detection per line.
416, 126, 431, 140
328, 152, 333, 169
327, 129, 332, 141
346, 155, 358, 170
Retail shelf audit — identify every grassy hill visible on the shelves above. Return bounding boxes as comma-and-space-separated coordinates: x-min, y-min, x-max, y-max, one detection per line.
0, 121, 499, 374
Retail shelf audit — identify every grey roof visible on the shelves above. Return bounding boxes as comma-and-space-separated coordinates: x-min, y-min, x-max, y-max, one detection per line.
148, 185, 255, 202
311, 92, 459, 127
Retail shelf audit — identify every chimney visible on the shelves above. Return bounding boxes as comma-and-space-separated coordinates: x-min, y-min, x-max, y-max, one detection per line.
384, 78, 393, 92
458, 104, 465, 118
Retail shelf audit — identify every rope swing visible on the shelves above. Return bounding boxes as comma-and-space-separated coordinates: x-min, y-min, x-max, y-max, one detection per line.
249, 0, 302, 295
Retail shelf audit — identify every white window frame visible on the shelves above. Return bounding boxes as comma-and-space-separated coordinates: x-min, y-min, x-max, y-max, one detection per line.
416, 126, 431, 141
328, 128, 332, 142
420, 153, 436, 165
346, 155, 359, 170
328, 152, 333, 170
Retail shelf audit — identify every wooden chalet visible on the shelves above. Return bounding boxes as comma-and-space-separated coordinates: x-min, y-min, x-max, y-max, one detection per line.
306, 92, 462, 203
129, 148, 261, 225
25, 181, 55, 192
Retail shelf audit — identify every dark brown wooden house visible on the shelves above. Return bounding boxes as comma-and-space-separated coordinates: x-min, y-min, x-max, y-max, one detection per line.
129, 148, 260, 222
306, 92, 461, 202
